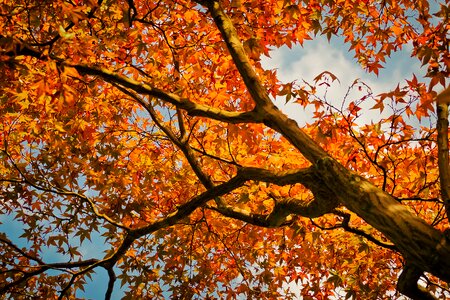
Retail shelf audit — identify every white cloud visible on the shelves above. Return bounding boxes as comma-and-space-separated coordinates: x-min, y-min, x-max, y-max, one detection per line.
261, 37, 424, 126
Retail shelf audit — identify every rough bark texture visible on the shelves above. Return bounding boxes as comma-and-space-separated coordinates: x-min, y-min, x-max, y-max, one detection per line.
437, 97, 450, 220
315, 157, 450, 281
397, 265, 438, 300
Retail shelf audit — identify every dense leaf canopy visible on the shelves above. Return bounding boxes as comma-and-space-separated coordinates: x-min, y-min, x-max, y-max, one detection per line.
0, 0, 449, 298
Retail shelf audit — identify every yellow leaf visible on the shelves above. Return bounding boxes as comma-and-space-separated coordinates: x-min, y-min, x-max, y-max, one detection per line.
63, 66, 80, 78
58, 25, 75, 39
54, 124, 66, 133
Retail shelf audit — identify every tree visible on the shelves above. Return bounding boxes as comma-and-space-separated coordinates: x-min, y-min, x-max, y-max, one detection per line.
0, 0, 449, 298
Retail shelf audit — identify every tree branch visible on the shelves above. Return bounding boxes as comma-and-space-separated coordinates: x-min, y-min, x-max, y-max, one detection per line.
2, 151, 128, 230
114, 85, 218, 191
209, 193, 337, 229
197, 5, 450, 284
397, 264, 438, 300
207, 204, 291, 228
97, 169, 250, 267
97, 165, 324, 268
436, 89, 450, 220
73, 62, 261, 123
196, 0, 269, 108
315, 157, 450, 282
116, 87, 338, 230
104, 267, 116, 300
332, 210, 397, 251
201, 0, 329, 163
0, 258, 99, 295
0, 235, 44, 265
1, 39, 261, 125
237, 166, 340, 223
267, 194, 338, 227
207, 165, 339, 227
0, 266, 49, 294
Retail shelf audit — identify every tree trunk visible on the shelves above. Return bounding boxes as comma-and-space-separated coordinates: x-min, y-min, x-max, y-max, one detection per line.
315, 157, 450, 281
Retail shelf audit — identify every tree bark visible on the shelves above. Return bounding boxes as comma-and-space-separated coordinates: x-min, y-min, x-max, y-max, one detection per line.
437, 92, 450, 220
314, 157, 450, 282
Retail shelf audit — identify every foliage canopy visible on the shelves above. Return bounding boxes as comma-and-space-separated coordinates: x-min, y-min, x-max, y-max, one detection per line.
1, 0, 450, 298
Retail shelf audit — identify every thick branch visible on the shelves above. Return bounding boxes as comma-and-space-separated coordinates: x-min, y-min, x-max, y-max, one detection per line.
239, 167, 340, 225
397, 265, 438, 300
202, 0, 329, 163
45, 259, 100, 269
0, 267, 49, 294
1, 39, 261, 125
72, 63, 262, 123
208, 166, 339, 226
236, 166, 315, 185
315, 157, 450, 282
207, 204, 289, 227
436, 92, 450, 220
209, 195, 336, 228
200, 0, 268, 108
80, 64, 260, 122
99, 169, 250, 266
267, 195, 338, 227
333, 210, 397, 250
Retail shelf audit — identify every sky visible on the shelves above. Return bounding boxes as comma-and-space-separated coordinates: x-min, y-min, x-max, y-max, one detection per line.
0, 26, 429, 300
261, 35, 427, 128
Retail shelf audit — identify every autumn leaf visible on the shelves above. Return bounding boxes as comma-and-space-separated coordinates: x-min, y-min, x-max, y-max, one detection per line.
0, 0, 449, 299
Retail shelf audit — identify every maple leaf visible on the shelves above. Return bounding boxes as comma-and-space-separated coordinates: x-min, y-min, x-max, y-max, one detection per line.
0, 0, 449, 299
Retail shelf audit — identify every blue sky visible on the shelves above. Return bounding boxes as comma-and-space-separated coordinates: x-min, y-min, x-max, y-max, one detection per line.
261, 35, 427, 127
0, 213, 120, 299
